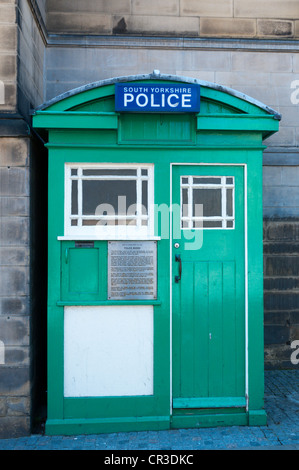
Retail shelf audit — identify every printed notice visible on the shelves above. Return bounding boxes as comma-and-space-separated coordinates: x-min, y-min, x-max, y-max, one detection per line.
108, 241, 157, 300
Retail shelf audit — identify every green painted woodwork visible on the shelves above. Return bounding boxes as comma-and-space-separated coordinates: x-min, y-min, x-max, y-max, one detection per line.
197, 114, 278, 137
172, 165, 245, 406
61, 241, 107, 301
173, 397, 246, 409
45, 416, 170, 436
171, 412, 248, 429
57, 300, 162, 306
33, 111, 118, 130
32, 77, 278, 435
119, 113, 196, 145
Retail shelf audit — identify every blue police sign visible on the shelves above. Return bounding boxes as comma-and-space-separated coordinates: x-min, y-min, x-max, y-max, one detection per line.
115, 83, 200, 113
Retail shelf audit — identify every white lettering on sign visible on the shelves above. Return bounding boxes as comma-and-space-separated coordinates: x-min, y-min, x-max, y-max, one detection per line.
108, 241, 157, 300
136, 93, 148, 107
168, 94, 179, 107
182, 94, 192, 107
123, 92, 192, 109
151, 94, 160, 107
124, 93, 134, 107
116, 83, 200, 112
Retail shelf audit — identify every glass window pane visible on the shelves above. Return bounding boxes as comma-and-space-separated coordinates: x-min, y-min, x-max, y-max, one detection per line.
82, 219, 138, 226
226, 189, 233, 217
82, 169, 137, 176
82, 219, 98, 226
182, 188, 189, 218
180, 174, 235, 230
203, 220, 222, 228
193, 188, 222, 217
193, 177, 221, 185
193, 220, 203, 228
116, 219, 137, 226
71, 169, 78, 176
71, 180, 78, 215
142, 180, 148, 214
141, 169, 148, 176
82, 180, 136, 216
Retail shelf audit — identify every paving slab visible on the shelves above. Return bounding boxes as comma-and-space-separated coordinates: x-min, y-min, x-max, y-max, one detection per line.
0, 370, 298, 450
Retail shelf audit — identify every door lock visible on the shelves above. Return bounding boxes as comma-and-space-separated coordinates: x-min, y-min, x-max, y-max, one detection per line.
174, 243, 180, 249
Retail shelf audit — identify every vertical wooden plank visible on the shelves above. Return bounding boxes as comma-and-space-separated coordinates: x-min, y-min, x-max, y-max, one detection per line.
194, 262, 209, 398
247, 158, 265, 412
235, 261, 246, 398
208, 262, 223, 398
180, 261, 195, 397
234, 169, 246, 399
172, 165, 183, 400
222, 261, 237, 397
172, 259, 181, 399
47, 152, 65, 420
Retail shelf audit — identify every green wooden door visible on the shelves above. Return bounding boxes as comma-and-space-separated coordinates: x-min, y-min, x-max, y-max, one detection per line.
172, 165, 246, 410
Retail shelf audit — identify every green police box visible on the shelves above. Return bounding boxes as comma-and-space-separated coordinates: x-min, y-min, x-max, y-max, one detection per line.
32, 72, 280, 435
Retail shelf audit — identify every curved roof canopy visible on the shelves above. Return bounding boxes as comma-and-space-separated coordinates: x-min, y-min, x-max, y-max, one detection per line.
32, 71, 281, 140
35, 71, 281, 119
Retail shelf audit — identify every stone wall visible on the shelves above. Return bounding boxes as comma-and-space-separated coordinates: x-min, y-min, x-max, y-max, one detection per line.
264, 219, 299, 369
0, 0, 17, 112
17, 0, 45, 116
45, 0, 299, 38
0, 128, 31, 437
0, 0, 46, 438
0, 0, 299, 438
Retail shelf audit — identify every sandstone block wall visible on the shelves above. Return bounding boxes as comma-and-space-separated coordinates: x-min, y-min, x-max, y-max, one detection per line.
0, 0, 17, 112
45, 0, 299, 38
0, 131, 31, 437
0, 0, 46, 438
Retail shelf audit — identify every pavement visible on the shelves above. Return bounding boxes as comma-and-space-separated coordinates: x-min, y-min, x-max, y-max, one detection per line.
0, 370, 298, 451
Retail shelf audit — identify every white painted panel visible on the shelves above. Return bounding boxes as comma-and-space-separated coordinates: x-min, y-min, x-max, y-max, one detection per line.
64, 305, 154, 397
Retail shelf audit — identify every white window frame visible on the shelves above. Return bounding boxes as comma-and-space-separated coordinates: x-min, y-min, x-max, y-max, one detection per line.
63, 163, 155, 240
181, 175, 235, 230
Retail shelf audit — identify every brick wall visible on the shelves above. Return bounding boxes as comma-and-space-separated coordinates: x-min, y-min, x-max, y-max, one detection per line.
264, 220, 299, 369
45, 0, 299, 38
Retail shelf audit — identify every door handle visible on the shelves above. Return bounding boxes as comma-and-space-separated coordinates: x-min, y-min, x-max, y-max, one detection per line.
175, 254, 182, 283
